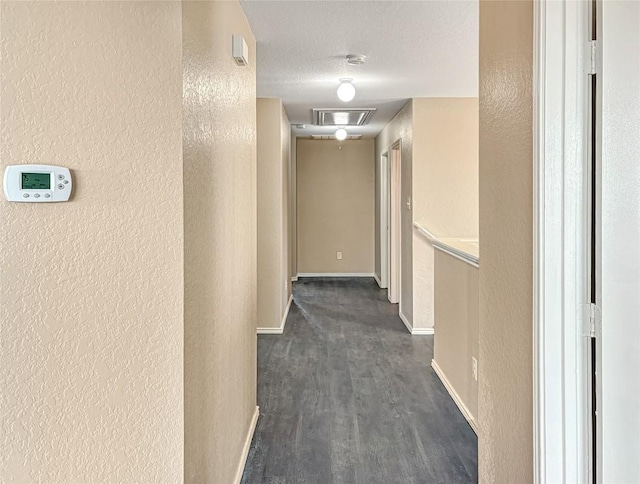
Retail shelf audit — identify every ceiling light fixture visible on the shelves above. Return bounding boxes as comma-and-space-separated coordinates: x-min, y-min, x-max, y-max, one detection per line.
335, 128, 348, 141
337, 79, 356, 102
346, 54, 366, 66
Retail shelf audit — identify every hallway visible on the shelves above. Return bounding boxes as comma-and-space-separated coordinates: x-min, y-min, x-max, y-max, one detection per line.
242, 278, 477, 484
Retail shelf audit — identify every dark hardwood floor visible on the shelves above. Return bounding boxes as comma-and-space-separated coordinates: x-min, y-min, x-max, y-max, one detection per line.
241, 277, 477, 484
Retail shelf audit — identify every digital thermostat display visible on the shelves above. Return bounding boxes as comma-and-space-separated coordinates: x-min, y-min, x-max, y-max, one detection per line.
4, 164, 72, 202
21, 173, 51, 190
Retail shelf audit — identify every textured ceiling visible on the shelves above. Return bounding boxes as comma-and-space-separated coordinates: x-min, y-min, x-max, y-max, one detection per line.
240, 0, 479, 138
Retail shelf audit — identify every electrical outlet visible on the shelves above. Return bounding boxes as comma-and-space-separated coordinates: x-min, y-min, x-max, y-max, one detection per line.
337, 251, 343, 260
472, 357, 478, 382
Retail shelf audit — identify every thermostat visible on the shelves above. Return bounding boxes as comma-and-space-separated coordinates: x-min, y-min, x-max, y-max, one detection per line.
3, 164, 72, 202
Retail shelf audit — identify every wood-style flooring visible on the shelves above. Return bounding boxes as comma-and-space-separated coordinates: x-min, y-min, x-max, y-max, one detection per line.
241, 277, 477, 484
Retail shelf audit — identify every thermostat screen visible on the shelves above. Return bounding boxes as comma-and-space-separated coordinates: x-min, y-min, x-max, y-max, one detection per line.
21, 173, 50, 190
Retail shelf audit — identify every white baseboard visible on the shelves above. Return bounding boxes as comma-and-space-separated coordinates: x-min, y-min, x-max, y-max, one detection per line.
257, 294, 293, 335
233, 405, 259, 484
411, 327, 435, 335
373, 273, 382, 287
281, 294, 293, 332
399, 311, 413, 333
291, 276, 298, 282
399, 311, 434, 335
431, 359, 478, 435
296, 272, 375, 278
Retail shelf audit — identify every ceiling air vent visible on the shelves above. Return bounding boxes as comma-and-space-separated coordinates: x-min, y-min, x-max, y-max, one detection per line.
311, 134, 363, 140
312, 108, 376, 127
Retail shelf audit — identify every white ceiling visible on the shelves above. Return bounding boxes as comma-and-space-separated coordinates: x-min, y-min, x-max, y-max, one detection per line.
240, 0, 479, 138
241, 0, 478, 136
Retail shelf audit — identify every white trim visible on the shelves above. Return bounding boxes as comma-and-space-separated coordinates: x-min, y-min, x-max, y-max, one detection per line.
284, 293, 293, 326
411, 327, 434, 336
257, 295, 293, 335
431, 360, 478, 435
534, 1, 590, 483
399, 311, 434, 336
233, 405, 259, 484
380, 151, 390, 289
413, 222, 479, 268
412, 221, 437, 243
291, 276, 298, 282
389, 140, 402, 307
256, 327, 285, 335
373, 273, 382, 287
257, 327, 284, 334
296, 273, 374, 278
432, 242, 479, 268
399, 310, 412, 333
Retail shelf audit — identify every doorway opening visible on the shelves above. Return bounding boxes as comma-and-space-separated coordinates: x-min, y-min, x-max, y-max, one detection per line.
380, 151, 390, 289
387, 141, 402, 305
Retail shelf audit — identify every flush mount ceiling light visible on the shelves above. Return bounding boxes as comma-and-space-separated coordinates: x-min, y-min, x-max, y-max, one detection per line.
346, 54, 366, 66
337, 79, 356, 102
335, 128, 348, 141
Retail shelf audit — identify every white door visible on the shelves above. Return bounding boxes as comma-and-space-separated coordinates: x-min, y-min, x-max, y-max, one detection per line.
599, 1, 640, 481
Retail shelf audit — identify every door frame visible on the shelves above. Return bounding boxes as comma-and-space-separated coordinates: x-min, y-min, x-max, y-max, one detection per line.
533, 0, 592, 482
388, 141, 402, 305
380, 150, 390, 289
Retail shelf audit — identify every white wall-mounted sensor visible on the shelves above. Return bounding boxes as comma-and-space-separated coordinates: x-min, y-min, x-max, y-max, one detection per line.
232, 35, 249, 66
4, 164, 72, 202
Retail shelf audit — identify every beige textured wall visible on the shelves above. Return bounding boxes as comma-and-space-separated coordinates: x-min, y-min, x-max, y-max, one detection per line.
411, 98, 479, 331
257, 98, 291, 329
183, 2, 257, 482
478, 0, 533, 482
411, 235, 435, 330
433, 251, 479, 424
375, 101, 414, 321
0, 2, 184, 481
413, 97, 479, 237
297, 139, 374, 274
